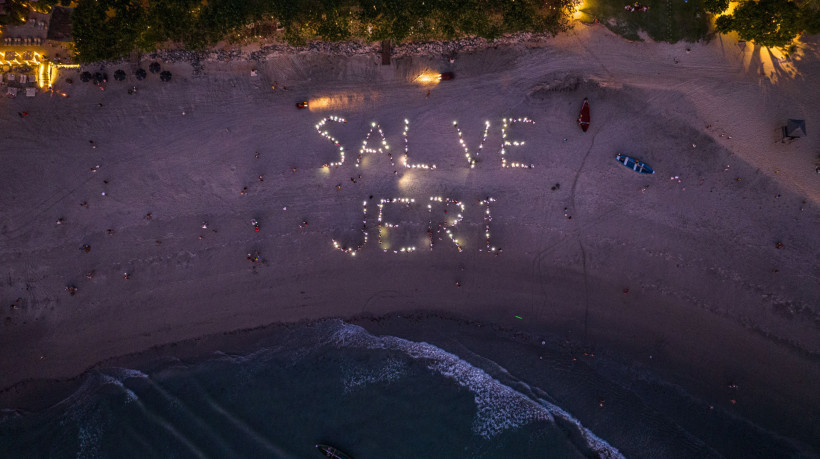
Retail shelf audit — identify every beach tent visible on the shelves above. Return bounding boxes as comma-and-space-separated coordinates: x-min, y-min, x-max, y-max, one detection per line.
7, 87, 17, 98
25, 87, 35, 97
782, 119, 806, 140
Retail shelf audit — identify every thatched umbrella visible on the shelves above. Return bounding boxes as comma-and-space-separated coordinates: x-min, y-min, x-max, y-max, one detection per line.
149, 62, 161, 73
135, 68, 146, 80
114, 69, 126, 81
80, 71, 91, 82
93, 72, 104, 84
160, 70, 172, 82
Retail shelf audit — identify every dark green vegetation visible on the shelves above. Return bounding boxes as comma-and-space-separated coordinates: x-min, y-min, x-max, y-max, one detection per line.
3, 0, 814, 62
715, 0, 820, 49
576, 0, 818, 47
702, 0, 729, 15
70, 0, 574, 63
575, 0, 710, 43
0, 0, 67, 26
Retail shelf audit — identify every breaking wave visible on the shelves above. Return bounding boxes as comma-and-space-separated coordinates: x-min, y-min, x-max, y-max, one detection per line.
329, 321, 623, 457
0, 320, 623, 458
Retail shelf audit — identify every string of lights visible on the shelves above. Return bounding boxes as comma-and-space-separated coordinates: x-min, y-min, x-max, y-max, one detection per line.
427, 197, 465, 252
331, 196, 498, 256
317, 116, 347, 168
402, 119, 437, 170
500, 117, 535, 169
378, 198, 417, 253
453, 120, 491, 168
331, 199, 369, 256
358, 122, 393, 167
479, 198, 499, 253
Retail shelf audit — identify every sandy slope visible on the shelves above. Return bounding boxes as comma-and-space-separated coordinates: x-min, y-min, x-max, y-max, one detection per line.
1, 25, 818, 443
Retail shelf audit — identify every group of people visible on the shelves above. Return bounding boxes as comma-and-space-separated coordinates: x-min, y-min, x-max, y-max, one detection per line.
62, 148, 299, 294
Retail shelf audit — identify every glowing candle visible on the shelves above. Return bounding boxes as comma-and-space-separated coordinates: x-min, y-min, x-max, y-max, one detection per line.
318, 115, 347, 168
500, 117, 535, 169
453, 120, 490, 168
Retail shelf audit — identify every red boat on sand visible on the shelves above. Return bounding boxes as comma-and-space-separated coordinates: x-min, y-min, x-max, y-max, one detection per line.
578, 98, 590, 132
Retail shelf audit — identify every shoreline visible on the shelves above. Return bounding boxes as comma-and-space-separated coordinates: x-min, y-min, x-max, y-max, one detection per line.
1, 24, 818, 452
1, 311, 817, 454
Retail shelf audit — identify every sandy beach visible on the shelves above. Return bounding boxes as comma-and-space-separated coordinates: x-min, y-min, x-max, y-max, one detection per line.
1, 25, 818, 449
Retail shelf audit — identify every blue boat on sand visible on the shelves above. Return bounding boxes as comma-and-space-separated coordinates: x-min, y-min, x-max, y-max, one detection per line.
615, 154, 654, 174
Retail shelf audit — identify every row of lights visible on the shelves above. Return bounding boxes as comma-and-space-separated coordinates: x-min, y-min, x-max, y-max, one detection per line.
318, 116, 535, 170
402, 119, 437, 170
500, 117, 535, 168
331, 199, 369, 256
0, 50, 42, 66
453, 120, 490, 168
331, 196, 497, 256
318, 116, 348, 168
427, 197, 465, 252
358, 122, 393, 167
479, 198, 499, 253
377, 198, 417, 253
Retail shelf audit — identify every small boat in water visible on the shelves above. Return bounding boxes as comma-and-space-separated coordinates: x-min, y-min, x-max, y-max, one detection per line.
616, 154, 655, 174
316, 444, 353, 459
578, 98, 590, 132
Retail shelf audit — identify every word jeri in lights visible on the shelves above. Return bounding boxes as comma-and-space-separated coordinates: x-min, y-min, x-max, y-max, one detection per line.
319, 116, 533, 256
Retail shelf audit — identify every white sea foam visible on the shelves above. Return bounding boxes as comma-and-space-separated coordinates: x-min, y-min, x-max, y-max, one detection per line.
540, 400, 626, 459
97, 368, 148, 405
76, 411, 103, 459
342, 356, 406, 393
44, 367, 151, 456
55, 367, 148, 415
331, 323, 546, 437
329, 321, 625, 458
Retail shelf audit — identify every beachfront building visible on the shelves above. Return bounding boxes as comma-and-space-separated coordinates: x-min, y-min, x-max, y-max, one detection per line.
0, 5, 74, 96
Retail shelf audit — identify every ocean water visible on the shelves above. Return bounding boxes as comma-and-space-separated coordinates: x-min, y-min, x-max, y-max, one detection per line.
0, 320, 810, 458
0, 321, 619, 458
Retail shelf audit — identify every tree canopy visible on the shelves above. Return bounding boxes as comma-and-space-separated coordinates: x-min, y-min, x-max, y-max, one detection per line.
69, 0, 574, 63
702, 0, 730, 15
715, 0, 803, 48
